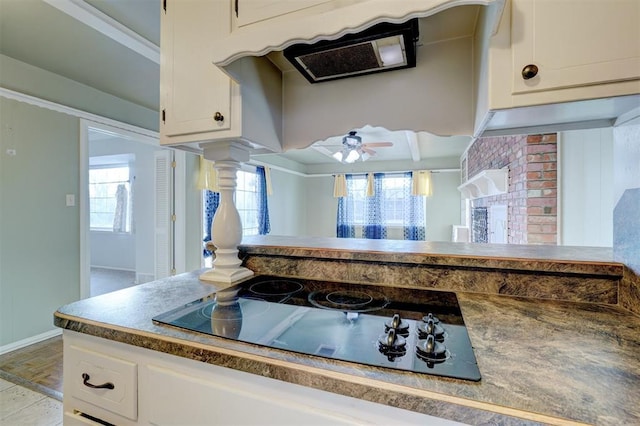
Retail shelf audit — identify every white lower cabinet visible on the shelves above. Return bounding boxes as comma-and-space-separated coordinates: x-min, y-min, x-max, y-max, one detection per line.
64, 333, 139, 425
63, 330, 463, 425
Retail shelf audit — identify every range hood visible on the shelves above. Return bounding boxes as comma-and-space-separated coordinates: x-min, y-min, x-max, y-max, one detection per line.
283, 19, 419, 83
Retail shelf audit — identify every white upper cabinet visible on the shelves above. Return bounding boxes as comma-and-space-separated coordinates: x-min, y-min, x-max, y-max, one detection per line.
235, 0, 333, 27
511, 0, 640, 95
160, 0, 282, 152
475, 0, 640, 136
160, 0, 234, 144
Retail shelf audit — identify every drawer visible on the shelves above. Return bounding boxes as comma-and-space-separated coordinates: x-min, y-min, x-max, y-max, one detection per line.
63, 411, 106, 425
67, 344, 138, 420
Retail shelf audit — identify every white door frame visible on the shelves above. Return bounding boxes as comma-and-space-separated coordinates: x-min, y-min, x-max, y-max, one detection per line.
80, 119, 186, 299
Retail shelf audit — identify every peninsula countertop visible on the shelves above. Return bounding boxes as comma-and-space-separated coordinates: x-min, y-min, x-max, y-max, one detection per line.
239, 236, 622, 275
55, 269, 640, 425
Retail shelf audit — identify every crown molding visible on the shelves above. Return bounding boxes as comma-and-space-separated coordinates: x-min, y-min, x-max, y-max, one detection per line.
42, 0, 160, 64
0, 86, 158, 142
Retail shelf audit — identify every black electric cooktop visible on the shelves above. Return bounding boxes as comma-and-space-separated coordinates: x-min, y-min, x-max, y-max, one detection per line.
153, 275, 481, 381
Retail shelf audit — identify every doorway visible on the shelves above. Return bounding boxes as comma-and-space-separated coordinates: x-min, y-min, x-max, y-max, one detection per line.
80, 120, 178, 298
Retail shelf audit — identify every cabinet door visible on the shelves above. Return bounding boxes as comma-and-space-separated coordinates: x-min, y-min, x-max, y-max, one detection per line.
236, 0, 333, 27
160, 0, 232, 139
511, 0, 640, 94
142, 363, 450, 425
145, 364, 362, 425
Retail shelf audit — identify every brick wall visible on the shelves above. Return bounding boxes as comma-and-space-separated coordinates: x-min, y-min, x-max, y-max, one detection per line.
525, 134, 558, 244
466, 134, 557, 245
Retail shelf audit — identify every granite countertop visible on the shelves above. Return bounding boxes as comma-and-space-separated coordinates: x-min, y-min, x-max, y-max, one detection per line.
239, 236, 622, 276
54, 270, 640, 426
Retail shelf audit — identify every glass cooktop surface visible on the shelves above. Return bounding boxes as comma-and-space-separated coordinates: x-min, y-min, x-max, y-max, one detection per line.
153, 275, 481, 381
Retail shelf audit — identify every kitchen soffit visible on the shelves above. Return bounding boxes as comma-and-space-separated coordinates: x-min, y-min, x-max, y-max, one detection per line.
258, 6, 481, 166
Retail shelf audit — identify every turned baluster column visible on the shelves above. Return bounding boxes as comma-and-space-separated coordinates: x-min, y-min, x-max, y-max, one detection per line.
199, 142, 254, 283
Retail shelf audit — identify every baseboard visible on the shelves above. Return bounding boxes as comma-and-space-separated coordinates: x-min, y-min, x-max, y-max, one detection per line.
90, 265, 136, 272
136, 273, 155, 284
0, 329, 62, 355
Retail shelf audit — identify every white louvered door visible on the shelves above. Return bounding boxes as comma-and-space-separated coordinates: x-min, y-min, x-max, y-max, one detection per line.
154, 150, 173, 279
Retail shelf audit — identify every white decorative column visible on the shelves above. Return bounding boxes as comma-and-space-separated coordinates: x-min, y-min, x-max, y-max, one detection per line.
199, 141, 254, 284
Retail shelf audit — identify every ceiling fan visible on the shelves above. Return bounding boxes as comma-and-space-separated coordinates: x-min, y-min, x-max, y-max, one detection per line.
332, 131, 394, 163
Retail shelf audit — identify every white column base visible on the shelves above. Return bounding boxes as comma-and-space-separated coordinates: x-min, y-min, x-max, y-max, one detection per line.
199, 251, 254, 283
199, 267, 253, 284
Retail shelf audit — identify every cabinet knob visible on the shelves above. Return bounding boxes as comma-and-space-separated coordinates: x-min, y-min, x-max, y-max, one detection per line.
521, 64, 539, 80
213, 112, 224, 122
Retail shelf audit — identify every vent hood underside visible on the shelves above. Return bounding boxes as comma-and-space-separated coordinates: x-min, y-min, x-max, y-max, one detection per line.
283, 19, 419, 83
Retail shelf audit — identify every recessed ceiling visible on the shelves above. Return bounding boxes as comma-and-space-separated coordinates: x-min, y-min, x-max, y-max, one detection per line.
256, 125, 471, 166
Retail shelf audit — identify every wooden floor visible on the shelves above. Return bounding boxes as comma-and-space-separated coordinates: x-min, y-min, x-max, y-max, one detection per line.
0, 336, 63, 401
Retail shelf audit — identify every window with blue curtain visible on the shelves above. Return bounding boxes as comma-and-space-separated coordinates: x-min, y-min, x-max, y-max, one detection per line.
336, 172, 426, 240
203, 167, 270, 259
256, 166, 271, 235
362, 173, 387, 239
203, 190, 220, 257
337, 175, 355, 237
402, 171, 426, 240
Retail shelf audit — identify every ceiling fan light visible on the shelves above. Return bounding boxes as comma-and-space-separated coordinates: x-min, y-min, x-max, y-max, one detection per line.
345, 149, 360, 163
332, 151, 344, 162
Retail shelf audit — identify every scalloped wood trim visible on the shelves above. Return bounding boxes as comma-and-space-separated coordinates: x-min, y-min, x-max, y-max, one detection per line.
212, 0, 504, 66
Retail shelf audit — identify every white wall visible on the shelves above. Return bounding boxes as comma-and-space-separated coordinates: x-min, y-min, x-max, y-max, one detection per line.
612, 114, 640, 272
184, 153, 205, 271
266, 168, 307, 236
425, 172, 464, 241
305, 176, 339, 238
0, 97, 80, 347
90, 231, 136, 270
560, 128, 614, 247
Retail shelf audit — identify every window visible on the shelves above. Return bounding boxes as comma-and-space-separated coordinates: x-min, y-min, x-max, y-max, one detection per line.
89, 165, 131, 232
348, 173, 419, 226
236, 170, 259, 236
337, 172, 426, 240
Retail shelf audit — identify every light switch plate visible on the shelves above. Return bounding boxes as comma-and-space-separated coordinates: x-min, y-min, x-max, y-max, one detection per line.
66, 194, 75, 206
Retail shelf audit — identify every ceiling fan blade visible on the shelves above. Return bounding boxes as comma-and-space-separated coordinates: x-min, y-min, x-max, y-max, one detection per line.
362, 142, 393, 147
362, 147, 377, 156
311, 145, 338, 159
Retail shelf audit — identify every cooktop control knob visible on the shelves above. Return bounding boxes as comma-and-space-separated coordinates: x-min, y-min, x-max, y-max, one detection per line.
384, 313, 410, 336
421, 313, 440, 324
416, 334, 448, 363
378, 328, 407, 361
417, 317, 445, 341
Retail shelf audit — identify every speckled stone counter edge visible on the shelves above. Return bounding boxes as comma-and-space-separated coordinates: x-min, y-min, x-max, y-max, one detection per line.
621, 266, 640, 316
238, 238, 622, 276
236, 236, 640, 316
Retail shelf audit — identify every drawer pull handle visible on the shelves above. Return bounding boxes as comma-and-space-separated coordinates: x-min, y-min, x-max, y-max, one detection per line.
82, 373, 115, 390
